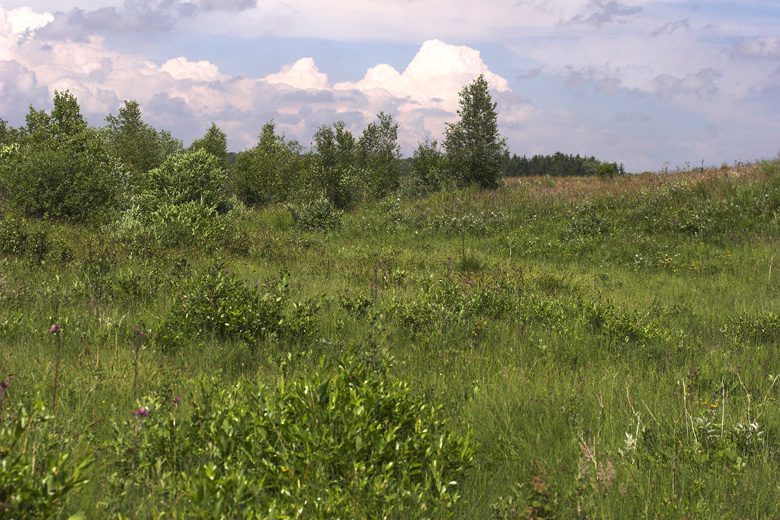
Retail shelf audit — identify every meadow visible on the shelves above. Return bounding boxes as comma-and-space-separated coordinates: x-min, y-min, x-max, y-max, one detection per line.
2, 159, 780, 519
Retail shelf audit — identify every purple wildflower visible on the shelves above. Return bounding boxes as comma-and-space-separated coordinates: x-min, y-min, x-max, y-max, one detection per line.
133, 407, 150, 417
173, 397, 181, 405
49, 324, 61, 334
0, 375, 13, 396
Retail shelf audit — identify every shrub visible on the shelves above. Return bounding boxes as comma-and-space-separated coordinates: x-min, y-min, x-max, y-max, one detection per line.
0, 397, 93, 519
230, 122, 304, 207
595, 162, 619, 178
113, 359, 473, 519
0, 130, 125, 222
136, 149, 229, 213
286, 198, 343, 231
406, 138, 449, 195
156, 264, 289, 348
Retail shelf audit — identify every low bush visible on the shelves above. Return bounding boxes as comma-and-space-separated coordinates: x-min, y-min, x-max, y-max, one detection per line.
1, 397, 93, 519
286, 198, 343, 231
155, 264, 289, 349
110, 359, 473, 519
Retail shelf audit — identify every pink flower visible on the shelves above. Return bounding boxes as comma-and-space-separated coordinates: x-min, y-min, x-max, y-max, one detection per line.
133, 407, 149, 417
49, 324, 61, 334
0, 375, 13, 396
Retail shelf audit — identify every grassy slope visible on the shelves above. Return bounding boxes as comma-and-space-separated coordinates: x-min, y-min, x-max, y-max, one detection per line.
2, 159, 780, 518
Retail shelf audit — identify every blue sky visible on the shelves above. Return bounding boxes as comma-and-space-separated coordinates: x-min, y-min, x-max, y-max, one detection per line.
1, 0, 778, 172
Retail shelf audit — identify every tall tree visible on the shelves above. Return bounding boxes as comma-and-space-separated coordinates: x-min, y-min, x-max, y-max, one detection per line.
231, 121, 303, 207
104, 100, 181, 182
358, 112, 401, 197
50, 90, 87, 139
443, 74, 508, 189
311, 121, 360, 209
189, 122, 228, 170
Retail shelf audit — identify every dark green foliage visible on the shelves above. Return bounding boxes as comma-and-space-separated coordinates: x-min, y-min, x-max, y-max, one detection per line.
408, 138, 449, 194
310, 121, 366, 209
0, 92, 124, 222
156, 264, 289, 348
188, 122, 229, 170
0, 118, 21, 147
504, 153, 624, 177
444, 75, 508, 189
111, 148, 241, 252
50, 90, 88, 138
112, 359, 473, 518
0, 129, 123, 222
595, 162, 623, 178
358, 112, 402, 197
286, 198, 343, 231
231, 121, 304, 207
103, 100, 182, 182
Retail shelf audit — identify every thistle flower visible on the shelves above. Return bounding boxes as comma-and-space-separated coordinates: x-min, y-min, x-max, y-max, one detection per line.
0, 375, 13, 397
133, 407, 150, 417
173, 397, 181, 405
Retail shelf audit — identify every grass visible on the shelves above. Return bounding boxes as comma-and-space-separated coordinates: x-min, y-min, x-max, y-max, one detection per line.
2, 159, 780, 518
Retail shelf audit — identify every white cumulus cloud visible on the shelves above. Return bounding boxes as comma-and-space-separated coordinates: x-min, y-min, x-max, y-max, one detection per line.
3, 6, 54, 34
264, 58, 329, 90
161, 57, 224, 82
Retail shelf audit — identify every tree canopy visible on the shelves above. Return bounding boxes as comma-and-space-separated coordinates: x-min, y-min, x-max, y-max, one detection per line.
443, 74, 508, 189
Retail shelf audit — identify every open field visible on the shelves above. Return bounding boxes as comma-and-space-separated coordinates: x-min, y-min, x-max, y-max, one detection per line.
2, 159, 780, 519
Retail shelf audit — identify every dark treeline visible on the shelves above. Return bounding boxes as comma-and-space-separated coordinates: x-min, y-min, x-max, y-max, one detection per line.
504, 152, 626, 178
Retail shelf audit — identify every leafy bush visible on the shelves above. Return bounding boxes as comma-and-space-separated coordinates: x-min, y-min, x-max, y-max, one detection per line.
113, 359, 473, 519
230, 121, 305, 207
286, 198, 343, 231
136, 149, 229, 213
111, 198, 249, 252
156, 264, 296, 348
0, 129, 125, 222
595, 162, 620, 178
727, 311, 780, 343
1, 397, 93, 519
405, 138, 449, 195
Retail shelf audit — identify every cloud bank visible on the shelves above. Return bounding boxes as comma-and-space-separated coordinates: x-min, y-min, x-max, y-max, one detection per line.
1, 7, 517, 155
1, 2, 778, 171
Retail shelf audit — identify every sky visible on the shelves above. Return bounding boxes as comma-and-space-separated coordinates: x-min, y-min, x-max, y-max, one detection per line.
1, 1, 778, 172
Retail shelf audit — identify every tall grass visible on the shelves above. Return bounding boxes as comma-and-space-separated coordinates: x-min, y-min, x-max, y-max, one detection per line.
2, 159, 780, 518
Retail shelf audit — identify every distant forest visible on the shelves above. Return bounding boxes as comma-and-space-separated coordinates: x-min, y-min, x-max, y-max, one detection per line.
503, 152, 626, 178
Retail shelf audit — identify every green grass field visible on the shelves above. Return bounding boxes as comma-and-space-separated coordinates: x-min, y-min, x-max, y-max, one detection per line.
2, 159, 780, 519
